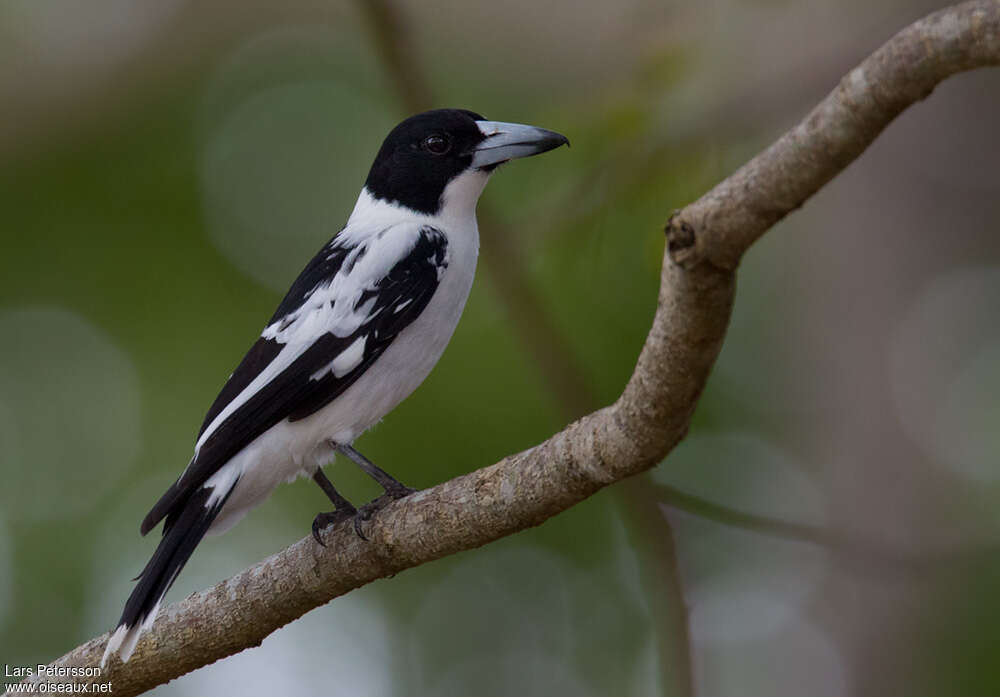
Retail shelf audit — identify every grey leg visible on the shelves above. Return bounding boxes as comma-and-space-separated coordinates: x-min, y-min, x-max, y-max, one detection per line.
336, 444, 415, 499
335, 444, 417, 539
310, 469, 357, 547
313, 469, 354, 509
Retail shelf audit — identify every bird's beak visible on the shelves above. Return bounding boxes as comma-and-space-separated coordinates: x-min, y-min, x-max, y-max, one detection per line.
470, 120, 569, 169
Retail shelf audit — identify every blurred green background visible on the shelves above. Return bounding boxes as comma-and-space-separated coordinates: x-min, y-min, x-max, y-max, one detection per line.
2, 0, 1000, 695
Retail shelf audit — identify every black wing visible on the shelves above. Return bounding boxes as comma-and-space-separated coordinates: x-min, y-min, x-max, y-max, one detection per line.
141, 224, 449, 535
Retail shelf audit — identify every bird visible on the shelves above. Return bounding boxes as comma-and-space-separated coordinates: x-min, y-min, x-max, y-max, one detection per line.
101, 108, 568, 666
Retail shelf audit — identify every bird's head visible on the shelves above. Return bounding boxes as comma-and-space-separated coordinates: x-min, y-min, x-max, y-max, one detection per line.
364, 108, 568, 217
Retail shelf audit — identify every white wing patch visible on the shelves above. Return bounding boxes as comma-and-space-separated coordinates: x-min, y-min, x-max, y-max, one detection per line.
311, 335, 368, 380
261, 226, 418, 345
195, 220, 432, 451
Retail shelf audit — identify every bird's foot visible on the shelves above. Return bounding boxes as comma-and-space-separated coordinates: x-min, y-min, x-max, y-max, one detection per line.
384, 481, 417, 500
352, 485, 417, 540
311, 505, 357, 547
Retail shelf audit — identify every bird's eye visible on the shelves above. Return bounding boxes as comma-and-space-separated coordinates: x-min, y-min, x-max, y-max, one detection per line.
421, 134, 451, 155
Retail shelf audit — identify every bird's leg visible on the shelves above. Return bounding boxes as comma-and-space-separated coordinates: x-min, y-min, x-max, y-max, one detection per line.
335, 444, 417, 539
310, 469, 357, 547
336, 444, 416, 498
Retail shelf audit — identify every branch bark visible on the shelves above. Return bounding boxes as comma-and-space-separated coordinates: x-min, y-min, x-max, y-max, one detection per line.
14, 2, 1000, 694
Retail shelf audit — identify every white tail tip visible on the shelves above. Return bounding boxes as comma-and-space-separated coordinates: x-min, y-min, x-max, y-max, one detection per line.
100, 601, 161, 668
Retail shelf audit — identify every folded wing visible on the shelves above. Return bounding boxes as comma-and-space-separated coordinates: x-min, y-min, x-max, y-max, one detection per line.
140, 223, 449, 536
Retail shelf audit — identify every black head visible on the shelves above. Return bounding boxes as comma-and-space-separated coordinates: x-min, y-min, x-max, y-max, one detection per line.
364, 108, 568, 215
364, 109, 486, 215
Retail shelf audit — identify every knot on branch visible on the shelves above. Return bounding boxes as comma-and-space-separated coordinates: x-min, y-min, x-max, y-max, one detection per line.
665, 211, 698, 268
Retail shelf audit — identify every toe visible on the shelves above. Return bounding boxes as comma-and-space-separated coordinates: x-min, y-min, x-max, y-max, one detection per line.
311, 519, 327, 547
387, 484, 417, 500
353, 515, 369, 541
312, 530, 327, 547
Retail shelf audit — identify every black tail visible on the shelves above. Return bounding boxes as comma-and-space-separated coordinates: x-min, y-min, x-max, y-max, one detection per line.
102, 483, 234, 665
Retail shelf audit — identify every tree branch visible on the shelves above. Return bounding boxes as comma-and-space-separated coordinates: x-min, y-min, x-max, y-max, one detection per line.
14, 2, 1000, 694
666, 1, 1000, 271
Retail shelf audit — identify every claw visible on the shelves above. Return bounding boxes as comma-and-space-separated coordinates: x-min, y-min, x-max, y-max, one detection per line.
350, 488, 417, 540
311, 506, 357, 547
351, 496, 383, 541
353, 514, 369, 541
311, 519, 327, 547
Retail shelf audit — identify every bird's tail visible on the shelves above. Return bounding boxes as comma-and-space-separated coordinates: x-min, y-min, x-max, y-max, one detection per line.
101, 483, 235, 667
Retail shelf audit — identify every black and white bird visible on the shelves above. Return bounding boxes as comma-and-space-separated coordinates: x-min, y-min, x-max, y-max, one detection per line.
102, 108, 568, 665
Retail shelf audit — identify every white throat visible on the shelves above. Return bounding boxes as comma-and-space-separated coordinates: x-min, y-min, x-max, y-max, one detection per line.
437, 169, 490, 228
348, 170, 489, 229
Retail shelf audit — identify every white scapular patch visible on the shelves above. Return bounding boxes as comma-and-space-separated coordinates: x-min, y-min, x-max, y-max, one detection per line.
260, 227, 421, 344
311, 335, 367, 380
